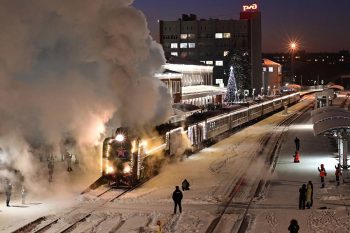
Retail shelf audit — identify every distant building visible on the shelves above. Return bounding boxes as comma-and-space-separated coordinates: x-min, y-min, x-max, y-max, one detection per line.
262, 59, 282, 94
158, 3, 262, 91
155, 57, 226, 106
263, 50, 350, 86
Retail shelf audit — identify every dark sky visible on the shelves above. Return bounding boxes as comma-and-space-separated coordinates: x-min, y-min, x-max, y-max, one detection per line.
133, 0, 350, 53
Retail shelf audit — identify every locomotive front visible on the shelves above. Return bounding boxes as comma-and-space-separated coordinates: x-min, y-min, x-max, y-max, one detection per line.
101, 128, 143, 187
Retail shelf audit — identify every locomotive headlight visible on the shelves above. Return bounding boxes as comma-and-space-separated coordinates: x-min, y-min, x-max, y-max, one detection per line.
115, 134, 124, 142
107, 166, 114, 174
123, 163, 131, 174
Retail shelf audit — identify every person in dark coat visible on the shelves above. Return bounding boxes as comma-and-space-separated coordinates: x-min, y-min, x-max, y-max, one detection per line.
294, 137, 300, 151
299, 184, 306, 210
172, 186, 183, 214
335, 163, 342, 186
288, 219, 300, 233
4, 179, 12, 207
182, 179, 190, 191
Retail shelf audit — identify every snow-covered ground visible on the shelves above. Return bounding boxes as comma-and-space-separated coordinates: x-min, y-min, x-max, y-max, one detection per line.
2, 95, 350, 233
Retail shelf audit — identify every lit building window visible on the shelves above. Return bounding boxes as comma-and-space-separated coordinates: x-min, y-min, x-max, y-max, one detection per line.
223, 33, 231, 38
180, 34, 188, 39
171, 52, 178, 56
223, 51, 229, 56
215, 33, 223, 39
263, 67, 267, 72
268, 67, 273, 72
188, 34, 196, 39
188, 43, 196, 48
180, 43, 188, 48
215, 60, 223, 66
206, 61, 213, 65
171, 43, 178, 48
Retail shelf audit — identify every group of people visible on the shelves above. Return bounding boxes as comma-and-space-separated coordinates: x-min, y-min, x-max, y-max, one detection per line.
172, 179, 190, 214
3, 179, 27, 207
298, 181, 313, 209
47, 152, 75, 182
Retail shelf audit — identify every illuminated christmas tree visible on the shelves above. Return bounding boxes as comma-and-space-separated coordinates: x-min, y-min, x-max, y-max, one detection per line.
225, 66, 238, 103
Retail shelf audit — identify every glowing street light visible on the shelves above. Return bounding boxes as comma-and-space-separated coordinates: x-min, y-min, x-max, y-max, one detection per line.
289, 41, 298, 84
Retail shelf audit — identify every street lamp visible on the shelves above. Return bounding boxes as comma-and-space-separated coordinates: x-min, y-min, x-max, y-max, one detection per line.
289, 41, 298, 84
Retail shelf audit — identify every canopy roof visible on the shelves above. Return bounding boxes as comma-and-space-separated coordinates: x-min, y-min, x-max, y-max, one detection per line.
328, 85, 344, 91
312, 107, 350, 136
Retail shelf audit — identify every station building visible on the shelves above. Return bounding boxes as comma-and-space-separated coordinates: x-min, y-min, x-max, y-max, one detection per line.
158, 3, 262, 91
262, 59, 282, 95
155, 57, 226, 107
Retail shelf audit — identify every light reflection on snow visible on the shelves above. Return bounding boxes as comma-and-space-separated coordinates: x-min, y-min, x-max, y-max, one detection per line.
289, 124, 314, 131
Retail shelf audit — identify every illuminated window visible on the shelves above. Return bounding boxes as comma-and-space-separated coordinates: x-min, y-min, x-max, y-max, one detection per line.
223, 51, 229, 56
188, 34, 195, 39
206, 61, 213, 65
171, 43, 178, 48
188, 43, 196, 48
215, 33, 223, 39
223, 33, 231, 38
171, 52, 178, 56
268, 67, 273, 72
215, 60, 223, 66
200, 61, 206, 64
180, 34, 188, 39
180, 43, 188, 48
263, 67, 267, 72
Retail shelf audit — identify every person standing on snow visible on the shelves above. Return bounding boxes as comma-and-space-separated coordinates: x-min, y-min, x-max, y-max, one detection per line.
306, 181, 313, 209
4, 179, 12, 207
21, 186, 27, 204
294, 137, 300, 151
335, 163, 342, 186
288, 219, 300, 233
299, 184, 306, 210
48, 159, 54, 182
172, 186, 183, 214
318, 164, 327, 188
65, 151, 73, 172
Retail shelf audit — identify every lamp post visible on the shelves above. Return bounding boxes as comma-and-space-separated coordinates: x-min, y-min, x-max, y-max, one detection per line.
289, 42, 297, 84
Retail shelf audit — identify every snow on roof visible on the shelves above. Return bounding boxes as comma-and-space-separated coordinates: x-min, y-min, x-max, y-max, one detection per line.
181, 85, 226, 99
327, 85, 344, 91
311, 106, 349, 117
262, 58, 281, 66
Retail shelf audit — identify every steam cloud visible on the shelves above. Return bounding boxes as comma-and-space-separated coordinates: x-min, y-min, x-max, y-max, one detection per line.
0, 0, 171, 191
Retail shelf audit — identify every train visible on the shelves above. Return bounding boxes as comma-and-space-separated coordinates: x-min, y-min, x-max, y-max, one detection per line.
99, 93, 301, 188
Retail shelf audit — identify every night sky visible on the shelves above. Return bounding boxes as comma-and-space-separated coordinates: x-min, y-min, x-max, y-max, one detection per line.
133, 0, 350, 53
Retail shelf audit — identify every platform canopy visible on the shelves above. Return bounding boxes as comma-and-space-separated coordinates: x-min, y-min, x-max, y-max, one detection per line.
311, 107, 350, 136
328, 85, 344, 91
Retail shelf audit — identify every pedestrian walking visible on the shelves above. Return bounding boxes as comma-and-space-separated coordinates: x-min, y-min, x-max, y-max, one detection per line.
172, 186, 183, 214
182, 179, 190, 191
299, 184, 306, 210
48, 159, 54, 182
4, 179, 12, 207
21, 186, 27, 204
288, 219, 300, 233
335, 163, 342, 186
318, 164, 327, 188
306, 181, 313, 209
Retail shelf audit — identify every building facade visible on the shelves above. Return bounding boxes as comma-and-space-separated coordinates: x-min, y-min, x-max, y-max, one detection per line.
262, 59, 282, 95
159, 3, 262, 91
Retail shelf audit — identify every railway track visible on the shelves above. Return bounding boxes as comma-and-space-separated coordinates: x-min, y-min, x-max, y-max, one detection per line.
205, 99, 314, 233
12, 180, 146, 233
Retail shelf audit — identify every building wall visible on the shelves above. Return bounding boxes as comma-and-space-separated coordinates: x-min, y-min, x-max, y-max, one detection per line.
159, 10, 262, 91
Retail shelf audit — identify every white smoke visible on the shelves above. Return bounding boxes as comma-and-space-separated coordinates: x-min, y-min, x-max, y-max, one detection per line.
0, 0, 171, 191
